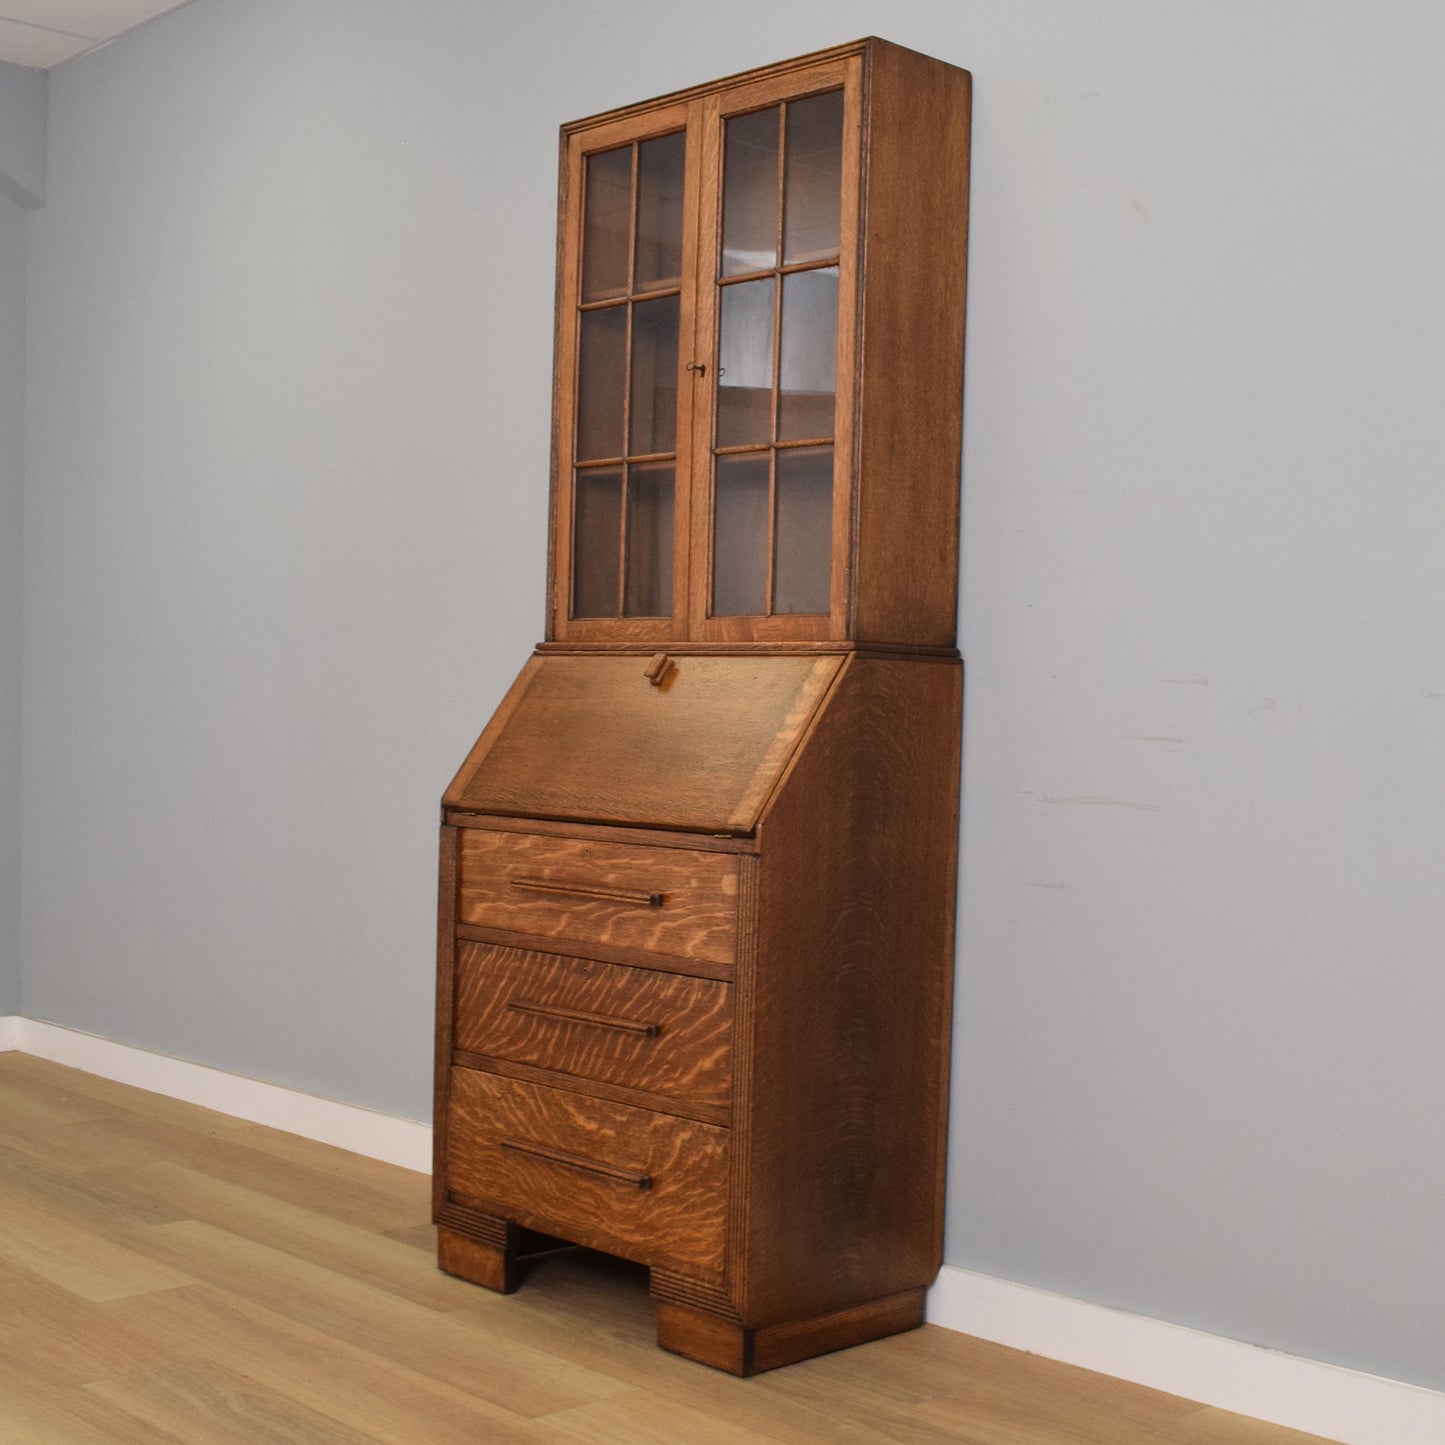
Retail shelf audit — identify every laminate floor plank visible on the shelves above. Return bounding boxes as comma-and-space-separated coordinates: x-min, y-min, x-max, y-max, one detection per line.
539, 1388, 804, 1445
59, 1112, 423, 1232
0, 1064, 122, 1126
0, 1351, 190, 1445
0, 1139, 188, 1232
102, 1158, 481, 1311
0, 1089, 143, 1171
118, 1219, 631, 1419
0, 1054, 1344, 1445
2, 1052, 251, 1132
0, 1055, 426, 1230
1175, 1408, 1345, 1445
223, 1116, 433, 1205
0, 1259, 194, 1387
905, 1332, 1200, 1443
0, 1187, 197, 1302
478, 1253, 891, 1444
104, 1284, 567, 1445
905, 1335, 1340, 1445
84, 1360, 391, 1445
382, 1219, 439, 1250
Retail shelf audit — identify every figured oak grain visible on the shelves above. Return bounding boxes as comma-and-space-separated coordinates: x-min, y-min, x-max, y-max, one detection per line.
455, 829, 739, 964
453, 942, 732, 1110
446, 652, 840, 832
445, 1069, 728, 1278
742, 652, 963, 1328
851, 44, 971, 646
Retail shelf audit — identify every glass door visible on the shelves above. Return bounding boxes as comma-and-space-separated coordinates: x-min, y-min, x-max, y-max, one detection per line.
690, 56, 861, 642
554, 102, 698, 642
550, 56, 859, 645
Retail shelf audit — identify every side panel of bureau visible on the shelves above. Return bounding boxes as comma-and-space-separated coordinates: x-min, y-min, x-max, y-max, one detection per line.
740, 653, 962, 1327
432, 824, 460, 1221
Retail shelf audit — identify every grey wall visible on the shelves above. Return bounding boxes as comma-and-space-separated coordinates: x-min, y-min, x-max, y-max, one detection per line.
17, 0, 1445, 1397
0, 58, 44, 1017
0, 59, 45, 206
0, 191, 23, 1019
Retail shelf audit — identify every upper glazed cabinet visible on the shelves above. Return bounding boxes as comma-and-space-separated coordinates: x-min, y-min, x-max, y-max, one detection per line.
551, 40, 970, 648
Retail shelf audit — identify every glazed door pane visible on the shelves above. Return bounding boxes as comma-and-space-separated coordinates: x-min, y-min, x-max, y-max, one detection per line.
721, 107, 779, 277
576, 306, 627, 460
624, 463, 676, 617
773, 446, 832, 614
716, 277, 775, 448
782, 91, 844, 265
712, 453, 770, 616
777, 267, 838, 442
581, 147, 632, 302
573, 468, 624, 617
635, 133, 686, 291
629, 294, 680, 456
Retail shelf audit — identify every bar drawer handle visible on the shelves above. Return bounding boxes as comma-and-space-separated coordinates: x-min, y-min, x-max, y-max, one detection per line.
507, 999, 660, 1037
500, 1138, 652, 1190
510, 877, 664, 907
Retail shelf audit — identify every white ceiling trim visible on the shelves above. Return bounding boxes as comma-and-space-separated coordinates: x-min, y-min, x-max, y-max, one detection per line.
0, 1, 193, 69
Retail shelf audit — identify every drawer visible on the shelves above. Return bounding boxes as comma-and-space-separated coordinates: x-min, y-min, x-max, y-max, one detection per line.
454, 943, 732, 1112
456, 830, 738, 965
446, 1068, 728, 1277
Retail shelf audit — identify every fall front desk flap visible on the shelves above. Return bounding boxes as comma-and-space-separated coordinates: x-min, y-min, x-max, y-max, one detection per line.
444, 653, 844, 835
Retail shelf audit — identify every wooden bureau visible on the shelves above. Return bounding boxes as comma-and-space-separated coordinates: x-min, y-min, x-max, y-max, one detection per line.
434, 39, 970, 1374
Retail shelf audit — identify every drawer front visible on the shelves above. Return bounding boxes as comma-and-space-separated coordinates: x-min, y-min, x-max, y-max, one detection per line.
456, 830, 738, 965
454, 943, 732, 1110
446, 1068, 728, 1277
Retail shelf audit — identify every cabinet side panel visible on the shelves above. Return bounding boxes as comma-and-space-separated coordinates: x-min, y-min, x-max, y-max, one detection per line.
744, 655, 961, 1326
433, 824, 459, 1219
852, 44, 970, 647
546, 126, 569, 640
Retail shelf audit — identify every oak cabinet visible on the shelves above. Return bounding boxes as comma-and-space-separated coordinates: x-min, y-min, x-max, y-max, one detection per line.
434, 37, 970, 1374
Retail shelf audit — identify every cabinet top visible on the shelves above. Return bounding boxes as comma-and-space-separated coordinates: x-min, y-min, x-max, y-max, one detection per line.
562, 37, 970, 137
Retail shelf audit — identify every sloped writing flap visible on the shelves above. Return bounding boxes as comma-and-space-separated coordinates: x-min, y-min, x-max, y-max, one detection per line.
445, 653, 842, 834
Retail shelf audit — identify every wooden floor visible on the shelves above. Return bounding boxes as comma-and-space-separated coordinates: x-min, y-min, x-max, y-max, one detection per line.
0, 1052, 1341, 1445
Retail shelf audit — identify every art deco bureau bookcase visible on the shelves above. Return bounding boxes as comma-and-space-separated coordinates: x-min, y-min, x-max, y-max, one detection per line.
433, 37, 971, 1374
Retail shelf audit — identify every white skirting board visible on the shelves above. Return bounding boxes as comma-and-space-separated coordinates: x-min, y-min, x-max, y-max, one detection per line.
926, 1268, 1445, 1445
3, 1015, 1442, 1443
1, 1016, 432, 1173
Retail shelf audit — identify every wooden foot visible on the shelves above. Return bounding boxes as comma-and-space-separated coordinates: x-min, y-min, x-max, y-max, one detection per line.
654, 1287, 927, 1376
437, 1219, 519, 1293
435, 1211, 578, 1295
